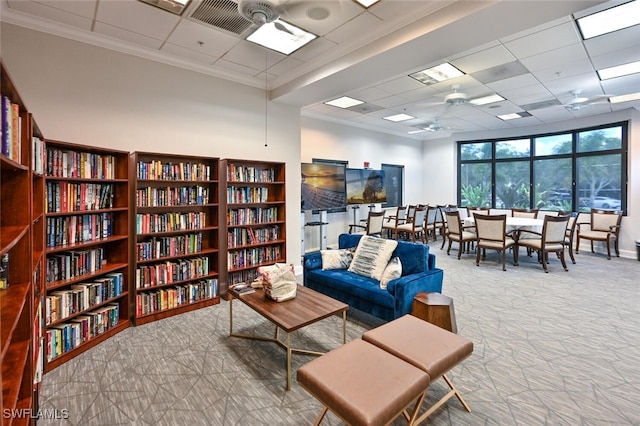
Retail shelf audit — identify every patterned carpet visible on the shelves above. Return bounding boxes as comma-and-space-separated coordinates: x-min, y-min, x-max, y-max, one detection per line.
38, 243, 640, 425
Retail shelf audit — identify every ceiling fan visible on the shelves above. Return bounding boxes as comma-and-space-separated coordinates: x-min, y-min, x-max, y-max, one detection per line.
562, 89, 611, 111
237, 0, 338, 34
416, 84, 471, 108
423, 118, 451, 132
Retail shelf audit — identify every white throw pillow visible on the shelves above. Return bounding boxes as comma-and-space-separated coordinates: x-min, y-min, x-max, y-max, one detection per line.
380, 256, 402, 289
348, 236, 398, 281
321, 249, 353, 270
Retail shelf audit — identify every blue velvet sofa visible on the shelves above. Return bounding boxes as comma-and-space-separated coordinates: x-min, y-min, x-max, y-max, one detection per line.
303, 234, 444, 321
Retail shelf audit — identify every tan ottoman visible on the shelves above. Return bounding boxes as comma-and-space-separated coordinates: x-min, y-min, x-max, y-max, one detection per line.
363, 314, 473, 422
297, 338, 430, 426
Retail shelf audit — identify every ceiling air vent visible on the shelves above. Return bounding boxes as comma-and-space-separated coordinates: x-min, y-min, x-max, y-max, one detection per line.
189, 0, 252, 35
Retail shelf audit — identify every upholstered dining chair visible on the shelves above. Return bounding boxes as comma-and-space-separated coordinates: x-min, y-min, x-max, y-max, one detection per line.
425, 206, 440, 242
405, 205, 417, 224
564, 214, 578, 264
512, 208, 539, 218
395, 205, 427, 242
444, 210, 477, 259
349, 211, 386, 237
382, 206, 407, 238
517, 214, 570, 272
576, 208, 623, 259
473, 213, 517, 271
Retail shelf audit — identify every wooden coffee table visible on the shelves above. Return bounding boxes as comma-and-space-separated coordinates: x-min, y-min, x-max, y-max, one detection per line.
229, 284, 348, 390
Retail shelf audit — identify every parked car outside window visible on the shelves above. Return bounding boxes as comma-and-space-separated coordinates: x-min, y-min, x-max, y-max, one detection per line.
581, 196, 621, 209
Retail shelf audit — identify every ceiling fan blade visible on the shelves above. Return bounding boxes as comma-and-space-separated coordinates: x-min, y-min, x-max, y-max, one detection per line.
274, 21, 294, 35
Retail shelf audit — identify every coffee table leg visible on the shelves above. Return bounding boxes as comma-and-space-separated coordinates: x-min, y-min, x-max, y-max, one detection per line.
342, 311, 347, 344
286, 332, 292, 391
229, 297, 233, 336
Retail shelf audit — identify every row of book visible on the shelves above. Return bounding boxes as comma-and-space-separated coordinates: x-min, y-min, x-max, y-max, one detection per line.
135, 278, 218, 317
227, 226, 280, 248
46, 147, 116, 179
1, 95, 21, 163
135, 212, 207, 234
33, 136, 45, 175
227, 186, 269, 204
46, 247, 105, 284
0, 253, 9, 290
226, 164, 276, 183
46, 213, 114, 248
227, 246, 282, 270
135, 185, 210, 207
135, 256, 210, 288
46, 182, 114, 213
136, 232, 203, 261
136, 160, 211, 181
228, 269, 259, 286
46, 303, 119, 361
227, 207, 279, 226
45, 272, 124, 325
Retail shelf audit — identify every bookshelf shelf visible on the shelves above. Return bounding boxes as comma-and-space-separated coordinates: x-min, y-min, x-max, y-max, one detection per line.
220, 159, 287, 297
43, 140, 131, 372
1, 61, 38, 419
131, 152, 221, 325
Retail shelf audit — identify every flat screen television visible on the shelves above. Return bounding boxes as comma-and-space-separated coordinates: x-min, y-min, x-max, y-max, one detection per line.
301, 163, 347, 211
346, 168, 387, 204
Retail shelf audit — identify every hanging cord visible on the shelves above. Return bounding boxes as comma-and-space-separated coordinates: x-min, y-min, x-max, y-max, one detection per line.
264, 49, 268, 147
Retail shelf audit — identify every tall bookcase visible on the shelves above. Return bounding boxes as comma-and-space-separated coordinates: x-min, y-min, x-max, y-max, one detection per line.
131, 152, 220, 326
1, 62, 41, 423
43, 140, 130, 372
220, 159, 286, 297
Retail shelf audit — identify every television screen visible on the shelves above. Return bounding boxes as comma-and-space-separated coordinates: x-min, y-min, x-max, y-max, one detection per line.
301, 163, 347, 211
346, 168, 387, 204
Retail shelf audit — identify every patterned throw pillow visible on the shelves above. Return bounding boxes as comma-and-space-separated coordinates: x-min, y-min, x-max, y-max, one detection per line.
380, 256, 402, 289
321, 249, 353, 270
348, 236, 398, 280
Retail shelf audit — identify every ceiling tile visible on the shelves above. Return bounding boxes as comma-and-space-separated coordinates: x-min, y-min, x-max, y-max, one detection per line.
160, 42, 216, 64
222, 40, 285, 71
268, 56, 304, 77
347, 86, 393, 103
450, 45, 516, 74
471, 60, 529, 84
542, 71, 603, 98
374, 95, 411, 108
33, 0, 97, 19
601, 73, 640, 97
503, 21, 582, 59
589, 45, 640, 71
583, 24, 640, 58
279, 1, 363, 37
324, 11, 381, 44
519, 43, 588, 72
376, 76, 425, 95
530, 58, 595, 83
165, 19, 240, 57
96, 0, 180, 41
93, 21, 164, 49
6, 0, 93, 30
213, 59, 263, 76
290, 37, 337, 62
485, 73, 539, 93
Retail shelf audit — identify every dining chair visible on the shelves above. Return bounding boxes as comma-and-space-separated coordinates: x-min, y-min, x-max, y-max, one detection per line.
395, 205, 427, 242
425, 206, 440, 242
382, 206, 407, 239
517, 215, 570, 272
405, 205, 417, 224
444, 210, 477, 259
512, 208, 539, 218
473, 214, 517, 271
564, 215, 578, 264
349, 211, 386, 237
576, 208, 622, 259
439, 205, 458, 249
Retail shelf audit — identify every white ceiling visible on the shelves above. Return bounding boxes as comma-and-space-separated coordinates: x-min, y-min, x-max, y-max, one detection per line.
2, 0, 640, 140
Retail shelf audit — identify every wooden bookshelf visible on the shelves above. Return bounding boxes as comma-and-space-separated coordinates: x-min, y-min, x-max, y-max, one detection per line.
220, 159, 286, 299
130, 152, 220, 326
43, 140, 131, 372
1, 61, 37, 423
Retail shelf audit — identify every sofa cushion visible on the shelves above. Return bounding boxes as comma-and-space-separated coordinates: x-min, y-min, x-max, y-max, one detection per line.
380, 256, 402, 289
348, 236, 398, 280
305, 268, 394, 309
321, 249, 353, 270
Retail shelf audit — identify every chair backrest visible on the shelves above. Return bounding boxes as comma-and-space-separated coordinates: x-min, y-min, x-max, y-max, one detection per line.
542, 215, 570, 244
474, 213, 507, 243
590, 208, 622, 234
406, 205, 416, 222
412, 206, 428, 229
366, 211, 386, 235
512, 208, 538, 218
468, 206, 490, 215
444, 210, 462, 235
538, 210, 560, 220
396, 206, 407, 221
426, 206, 438, 225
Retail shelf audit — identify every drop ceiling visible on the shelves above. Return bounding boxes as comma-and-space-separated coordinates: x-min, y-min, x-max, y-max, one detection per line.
2, 0, 640, 140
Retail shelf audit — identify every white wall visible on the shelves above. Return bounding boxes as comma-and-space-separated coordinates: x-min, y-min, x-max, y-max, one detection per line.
1, 23, 302, 266
301, 115, 424, 251
422, 108, 640, 259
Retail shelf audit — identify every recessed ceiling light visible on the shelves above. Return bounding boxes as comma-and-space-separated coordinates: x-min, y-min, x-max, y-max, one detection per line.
138, 0, 191, 15
469, 94, 505, 106
408, 129, 426, 134
609, 92, 640, 103
383, 113, 415, 122
409, 63, 465, 85
498, 112, 531, 120
597, 60, 640, 80
247, 20, 316, 55
355, 0, 381, 7
576, 0, 640, 39
325, 96, 365, 108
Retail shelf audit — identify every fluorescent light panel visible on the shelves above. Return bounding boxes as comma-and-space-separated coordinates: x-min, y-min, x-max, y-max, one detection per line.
576, 0, 640, 39
325, 96, 365, 108
139, 0, 191, 15
498, 112, 532, 121
409, 63, 464, 85
247, 20, 316, 55
383, 113, 415, 122
408, 129, 426, 134
597, 60, 640, 80
355, 0, 381, 7
610, 92, 640, 103
469, 94, 505, 106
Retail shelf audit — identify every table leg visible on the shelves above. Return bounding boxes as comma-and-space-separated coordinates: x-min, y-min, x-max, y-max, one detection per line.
342, 311, 347, 344
286, 332, 292, 391
229, 296, 233, 335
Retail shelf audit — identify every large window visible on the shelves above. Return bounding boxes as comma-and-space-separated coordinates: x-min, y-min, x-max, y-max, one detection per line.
457, 122, 627, 213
